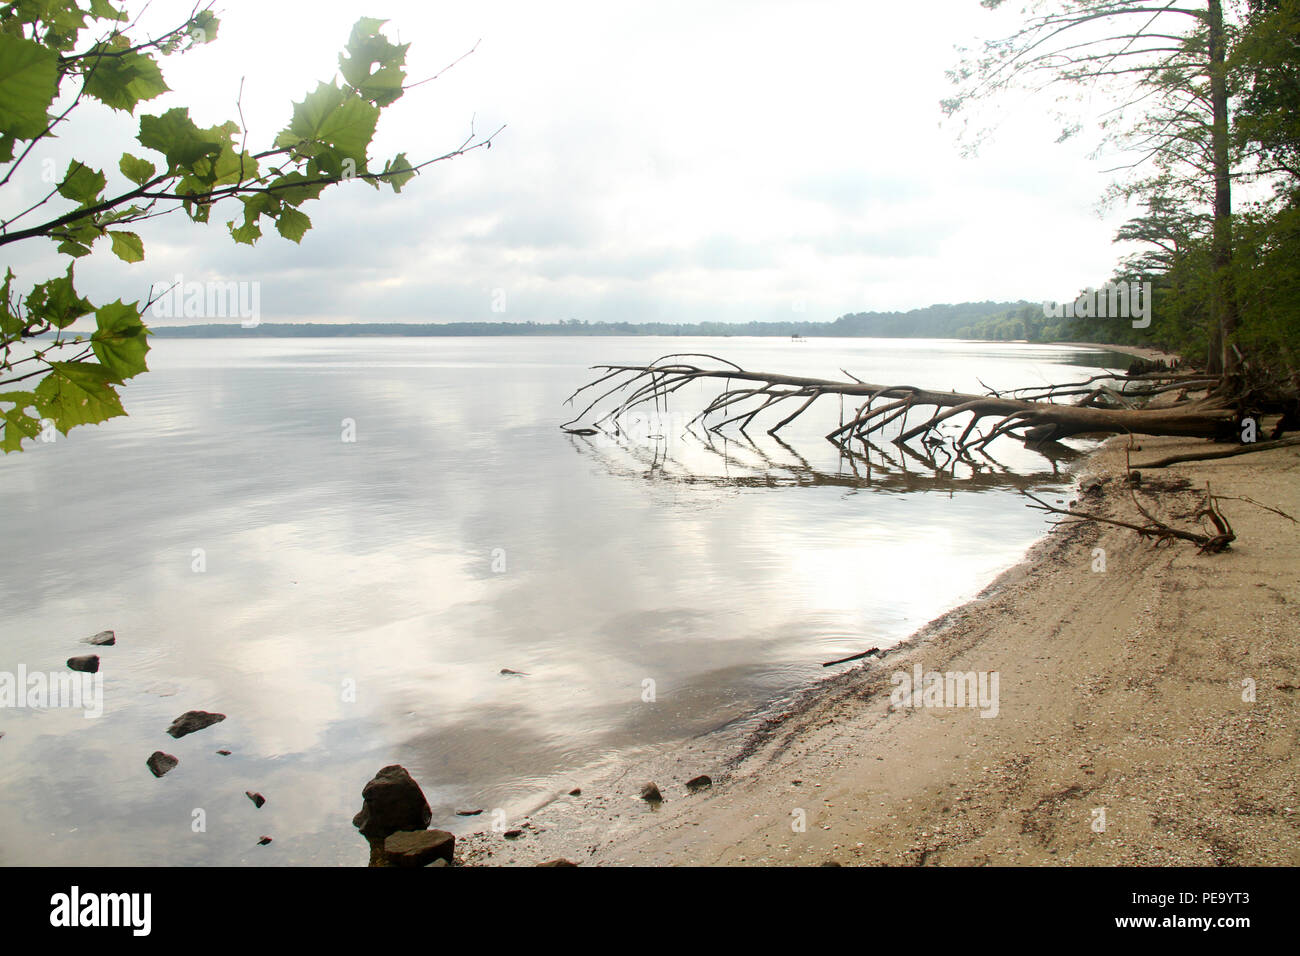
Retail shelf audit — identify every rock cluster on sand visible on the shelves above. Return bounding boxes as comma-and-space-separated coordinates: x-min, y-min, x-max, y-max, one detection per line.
382, 829, 455, 867
353, 764, 458, 866
352, 764, 432, 839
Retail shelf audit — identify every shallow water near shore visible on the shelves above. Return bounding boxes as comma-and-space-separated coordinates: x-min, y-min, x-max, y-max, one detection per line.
0, 336, 1126, 865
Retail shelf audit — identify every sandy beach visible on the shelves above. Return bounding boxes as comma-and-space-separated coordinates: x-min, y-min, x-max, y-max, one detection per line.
461, 430, 1300, 866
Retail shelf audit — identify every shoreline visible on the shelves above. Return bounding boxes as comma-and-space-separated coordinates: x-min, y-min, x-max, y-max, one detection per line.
461, 432, 1299, 865
1050, 341, 1182, 364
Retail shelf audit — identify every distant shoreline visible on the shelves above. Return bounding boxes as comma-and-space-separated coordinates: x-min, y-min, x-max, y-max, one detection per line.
139, 323, 1172, 357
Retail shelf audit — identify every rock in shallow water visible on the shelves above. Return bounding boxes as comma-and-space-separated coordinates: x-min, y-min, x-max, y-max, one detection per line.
146, 752, 178, 777
66, 655, 99, 673
166, 710, 226, 738
352, 764, 432, 841
382, 829, 455, 867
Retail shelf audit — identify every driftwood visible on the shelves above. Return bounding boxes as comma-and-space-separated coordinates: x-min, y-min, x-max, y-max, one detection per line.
821, 647, 881, 668
1024, 487, 1235, 553
562, 354, 1230, 458
1136, 435, 1300, 468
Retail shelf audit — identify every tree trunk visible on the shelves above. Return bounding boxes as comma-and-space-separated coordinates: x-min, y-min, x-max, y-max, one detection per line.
1207, 0, 1239, 377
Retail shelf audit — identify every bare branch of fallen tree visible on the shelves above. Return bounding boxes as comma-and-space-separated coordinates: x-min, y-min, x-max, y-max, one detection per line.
1022, 488, 1236, 553
562, 354, 1233, 458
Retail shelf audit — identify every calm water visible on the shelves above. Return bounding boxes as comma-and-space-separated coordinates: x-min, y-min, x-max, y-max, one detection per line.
0, 336, 1123, 865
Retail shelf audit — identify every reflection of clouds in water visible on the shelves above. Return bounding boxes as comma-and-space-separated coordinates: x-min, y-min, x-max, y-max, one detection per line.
0, 337, 1107, 863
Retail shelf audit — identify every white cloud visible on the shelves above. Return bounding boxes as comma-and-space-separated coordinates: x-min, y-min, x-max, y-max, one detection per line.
5, 0, 1153, 324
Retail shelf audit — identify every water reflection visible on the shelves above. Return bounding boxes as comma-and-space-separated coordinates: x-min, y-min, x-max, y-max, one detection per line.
0, 336, 1122, 865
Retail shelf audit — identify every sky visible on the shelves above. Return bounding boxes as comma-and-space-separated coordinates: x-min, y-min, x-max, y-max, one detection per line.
5, 0, 1158, 326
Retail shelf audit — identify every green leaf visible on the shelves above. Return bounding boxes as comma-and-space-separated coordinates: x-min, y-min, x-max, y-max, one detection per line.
280, 82, 378, 162
266, 172, 327, 205
227, 217, 262, 245
26, 265, 95, 329
189, 10, 220, 44
57, 239, 94, 258
339, 18, 409, 107
0, 33, 60, 140
108, 230, 144, 262
0, 393, 42, 454
84, 49, 169, 113
275, 208, 311, 243
33, 361, 126, 433
89, 0, 129, 22
138, 107, 225, 170
381, 153, 415, 193
90, 300, 150, 380
57, 161, 107, 206
119, 152, 156, 185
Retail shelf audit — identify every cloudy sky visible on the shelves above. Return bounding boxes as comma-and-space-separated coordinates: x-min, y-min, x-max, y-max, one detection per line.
8, 0, 1150, 326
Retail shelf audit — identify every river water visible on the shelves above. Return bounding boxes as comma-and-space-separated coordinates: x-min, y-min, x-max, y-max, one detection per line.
0, 336, 1125, 864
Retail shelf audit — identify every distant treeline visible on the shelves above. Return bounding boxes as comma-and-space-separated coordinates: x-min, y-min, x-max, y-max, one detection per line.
151, 300, 1065, 339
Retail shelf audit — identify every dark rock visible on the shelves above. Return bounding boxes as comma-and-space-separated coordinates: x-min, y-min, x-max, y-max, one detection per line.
499, 668, 528, 676
819, 861, 842, 867
455, 808, 483, 816
216, 749, 232, 756
504, 828, 524, 839
425, 858, 449, 867
686, 774, 712, 793
146, 751, 178, 777
246, 791, 265, 808
537, 858, 579, 867
352, 765, 432, 841
1128, 470, 1142, 485
568, 788, 582, 796
84, 630, 116, 646
257, 836, 272, 846
382, 829, 455, 867
66, 655, 99, 674
640, 782, 663, 803
166, 710, 226, 738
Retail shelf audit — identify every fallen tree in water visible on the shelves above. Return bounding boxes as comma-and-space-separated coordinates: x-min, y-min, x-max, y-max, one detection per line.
561, 353, 1238, 459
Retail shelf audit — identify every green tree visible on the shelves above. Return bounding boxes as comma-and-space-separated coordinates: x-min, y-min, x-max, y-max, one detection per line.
945, 0, 1243, 375
0, 2, 500, 452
